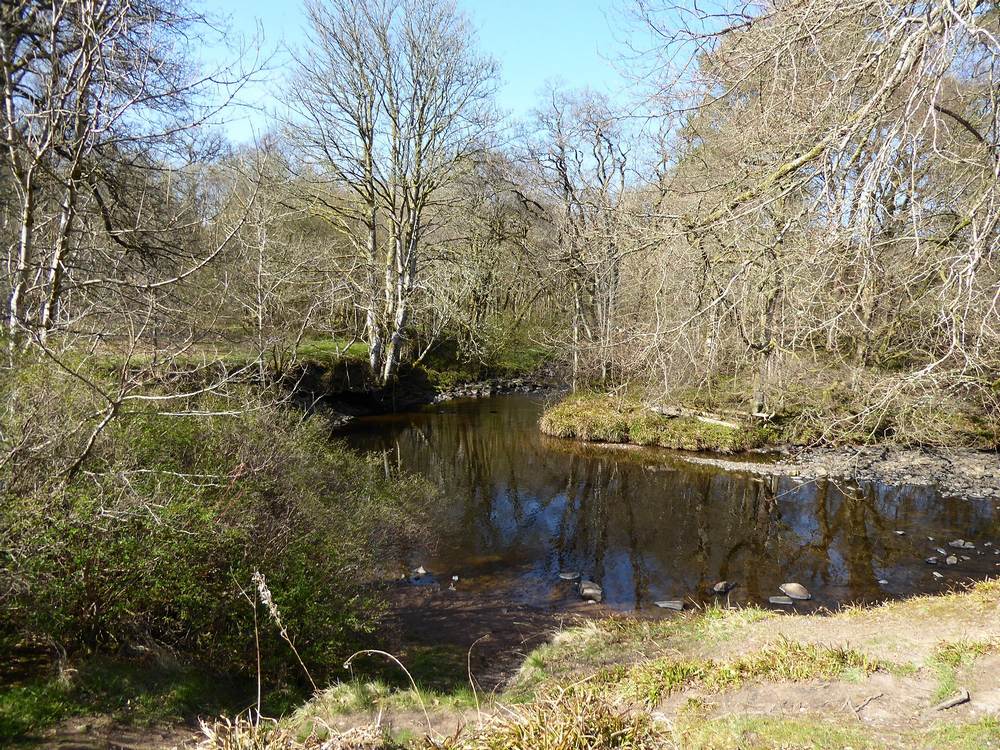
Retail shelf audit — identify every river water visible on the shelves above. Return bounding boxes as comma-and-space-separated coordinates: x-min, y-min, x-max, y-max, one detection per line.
341, 394, 1000, 612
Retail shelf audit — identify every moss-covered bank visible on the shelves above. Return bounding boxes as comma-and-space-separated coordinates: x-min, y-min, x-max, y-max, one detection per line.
539, 392, 783, 453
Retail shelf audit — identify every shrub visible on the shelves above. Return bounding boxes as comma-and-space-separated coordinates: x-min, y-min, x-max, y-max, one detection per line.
0, 366, 435, 684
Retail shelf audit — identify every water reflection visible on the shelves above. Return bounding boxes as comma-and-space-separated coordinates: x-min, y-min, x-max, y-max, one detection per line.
341, 395, 1000, 610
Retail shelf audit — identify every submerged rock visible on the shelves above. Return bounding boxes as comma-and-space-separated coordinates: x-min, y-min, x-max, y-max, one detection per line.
779, 582, 812, 600
654, 600, 684, 611
769, 595, 795, 606
949, 539, 976, 549
579, 580, 603, 602
926, 557, 939, 565
559, 571, 581, 581
712, 580, 737, 595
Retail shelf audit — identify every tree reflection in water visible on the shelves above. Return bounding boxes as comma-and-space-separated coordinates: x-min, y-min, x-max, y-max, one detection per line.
341, 395, 1000, 610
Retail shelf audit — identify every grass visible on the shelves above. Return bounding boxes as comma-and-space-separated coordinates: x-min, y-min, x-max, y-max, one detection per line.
540, 393, 781, 453
0, 656, 266, 744
591, 640, 889, 707
670, 712, 884, 749
928, 640, 996, 701
198, 579, 1000, 748
288, 680, 479, 741
295, 337, 370, 366
435, 690, 660, 750
919, 717, 1000, 750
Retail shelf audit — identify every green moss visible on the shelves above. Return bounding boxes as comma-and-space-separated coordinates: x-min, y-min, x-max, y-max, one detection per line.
540, 393, 778, 453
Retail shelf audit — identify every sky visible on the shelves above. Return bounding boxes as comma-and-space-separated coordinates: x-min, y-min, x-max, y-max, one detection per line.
200, 0, 633, 144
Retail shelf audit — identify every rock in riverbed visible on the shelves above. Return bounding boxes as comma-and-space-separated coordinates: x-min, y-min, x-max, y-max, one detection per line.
559, 571, 580, 581
654, 600, 684, 611
579, 580, 603, 602
779, 582, 812, 600
769, 595, 795, 606
946, 555, 958, 565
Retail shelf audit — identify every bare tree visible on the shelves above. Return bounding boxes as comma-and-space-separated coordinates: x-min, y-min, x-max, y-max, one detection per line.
288, 0, 498, 383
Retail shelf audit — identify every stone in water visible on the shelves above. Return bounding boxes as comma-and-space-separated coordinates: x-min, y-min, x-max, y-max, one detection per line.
769, 595, 795, 606
779, 582, 812, 600
579, 580, 603, 603
946, 555, 958, 565
655, 600, 684, 611
926, 557, 939, 565
559, 571, 580, 581
933, 571, 944, 579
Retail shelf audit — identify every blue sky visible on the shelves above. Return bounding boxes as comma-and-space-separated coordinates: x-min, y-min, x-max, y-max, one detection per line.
201, 0, 633, 144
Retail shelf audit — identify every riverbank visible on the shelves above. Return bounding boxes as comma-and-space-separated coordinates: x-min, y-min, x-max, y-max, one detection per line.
197, 578, 1000, 749
540, 392, 1000, 498
684, 446, 1000, 501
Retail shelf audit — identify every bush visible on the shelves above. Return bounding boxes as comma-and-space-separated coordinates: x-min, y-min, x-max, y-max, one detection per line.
0, 366, 435, 684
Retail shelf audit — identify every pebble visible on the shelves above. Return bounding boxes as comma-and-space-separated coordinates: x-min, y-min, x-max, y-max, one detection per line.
946, 555, 958, 565
655, 600, 684, 611
895, 530, 905, 536
769, 595, 795, 606
878, 579, 889, 585
926, 557, 939, 565
933, 571, 944, 578
779, 582, 812, 600
559, 571, 580, 581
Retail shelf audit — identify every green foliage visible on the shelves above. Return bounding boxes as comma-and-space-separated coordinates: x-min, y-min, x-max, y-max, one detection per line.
0, 367, 436, 693
0, 657, 264, 743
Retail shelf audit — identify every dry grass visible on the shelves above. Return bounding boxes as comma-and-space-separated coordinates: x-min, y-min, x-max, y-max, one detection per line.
197, 716, 395, 749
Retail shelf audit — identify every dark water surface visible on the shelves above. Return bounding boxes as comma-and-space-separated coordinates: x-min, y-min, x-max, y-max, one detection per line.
341, 394, 1000, 612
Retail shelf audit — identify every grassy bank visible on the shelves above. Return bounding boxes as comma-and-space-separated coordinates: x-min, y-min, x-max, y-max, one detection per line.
539, 392, 783, 453
540, 381, 998, 453
203, 579, 1000, 749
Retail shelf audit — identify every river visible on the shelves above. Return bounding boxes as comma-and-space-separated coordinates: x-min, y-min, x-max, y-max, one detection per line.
340, 394, 1000, 613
